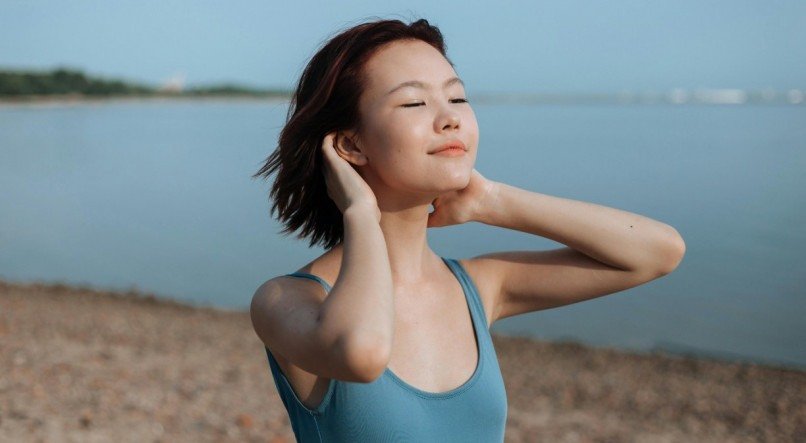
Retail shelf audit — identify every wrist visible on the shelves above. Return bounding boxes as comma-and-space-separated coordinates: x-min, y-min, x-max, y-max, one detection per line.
473, 180, 503, 225
344, 202, 381, 224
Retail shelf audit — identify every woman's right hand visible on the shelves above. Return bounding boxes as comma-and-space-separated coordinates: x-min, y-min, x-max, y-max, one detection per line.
321, 132, 381, 222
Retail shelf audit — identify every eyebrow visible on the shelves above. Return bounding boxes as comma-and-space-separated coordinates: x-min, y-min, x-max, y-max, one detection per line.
386, 76, 464, 95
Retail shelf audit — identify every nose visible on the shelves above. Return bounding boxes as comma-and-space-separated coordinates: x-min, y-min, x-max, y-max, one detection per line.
435, 104, 460, 132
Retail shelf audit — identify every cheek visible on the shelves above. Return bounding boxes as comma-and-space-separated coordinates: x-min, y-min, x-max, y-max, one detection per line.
366, 115, 428, 157
464, 110, 480, 147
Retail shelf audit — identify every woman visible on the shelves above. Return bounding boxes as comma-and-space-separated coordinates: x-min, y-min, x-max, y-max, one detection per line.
250, 17, 685, 442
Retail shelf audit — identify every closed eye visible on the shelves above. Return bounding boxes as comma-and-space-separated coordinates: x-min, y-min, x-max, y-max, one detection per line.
401, 98, 469, 108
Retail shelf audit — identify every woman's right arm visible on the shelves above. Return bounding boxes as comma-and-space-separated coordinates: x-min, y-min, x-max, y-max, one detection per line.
316, 204, 394, 380
250, 133, 393, 383
315, 132, 394, 380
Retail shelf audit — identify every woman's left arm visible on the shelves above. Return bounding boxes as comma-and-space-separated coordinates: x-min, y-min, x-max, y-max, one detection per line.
477, 181, 686, 274
439, 171, 686, 322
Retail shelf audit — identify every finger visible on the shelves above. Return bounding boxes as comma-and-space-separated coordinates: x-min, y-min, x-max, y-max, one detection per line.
321, 133, 336, 155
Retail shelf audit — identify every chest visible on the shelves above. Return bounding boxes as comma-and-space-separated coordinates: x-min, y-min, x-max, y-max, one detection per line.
275, 263, 497, 409
385, 283, 480, 392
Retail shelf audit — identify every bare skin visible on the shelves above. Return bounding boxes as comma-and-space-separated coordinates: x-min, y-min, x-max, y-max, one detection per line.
272, 248, 495, 410
271, 39, 489, 409
265, 39, 685, 410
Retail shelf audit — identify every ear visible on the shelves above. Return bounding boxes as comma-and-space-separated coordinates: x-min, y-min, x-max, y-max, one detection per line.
334, 130, 368, 166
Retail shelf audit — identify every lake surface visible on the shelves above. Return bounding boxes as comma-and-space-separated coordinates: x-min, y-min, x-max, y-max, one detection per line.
1, 98, 804, 369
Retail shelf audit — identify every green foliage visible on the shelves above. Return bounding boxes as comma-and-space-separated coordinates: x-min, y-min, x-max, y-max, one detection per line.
184, 84, 288, 97
0, 67, 290, 98
0, 68, 155, 96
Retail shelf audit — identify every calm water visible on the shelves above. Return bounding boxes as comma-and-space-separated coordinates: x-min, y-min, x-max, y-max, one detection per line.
1, 99, 804, 369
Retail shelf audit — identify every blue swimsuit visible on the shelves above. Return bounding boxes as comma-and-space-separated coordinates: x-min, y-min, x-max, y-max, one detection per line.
263, 256, 508, 442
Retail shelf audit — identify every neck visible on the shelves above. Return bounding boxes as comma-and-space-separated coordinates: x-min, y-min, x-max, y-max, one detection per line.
329, 198, 441, 287
377, 201, 437, 285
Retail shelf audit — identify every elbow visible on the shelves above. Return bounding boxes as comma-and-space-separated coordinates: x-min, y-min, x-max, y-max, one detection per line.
655, 226, 686, 276
343, 333, 391, 383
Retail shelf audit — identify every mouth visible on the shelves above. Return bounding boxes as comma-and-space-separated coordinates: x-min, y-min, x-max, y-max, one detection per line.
429, 140, 467, 154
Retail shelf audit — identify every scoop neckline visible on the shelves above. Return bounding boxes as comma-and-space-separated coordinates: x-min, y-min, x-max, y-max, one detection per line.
381, 256, 484, 399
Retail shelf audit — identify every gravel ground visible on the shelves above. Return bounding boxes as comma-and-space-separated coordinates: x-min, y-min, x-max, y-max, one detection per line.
1, 279, 803, 442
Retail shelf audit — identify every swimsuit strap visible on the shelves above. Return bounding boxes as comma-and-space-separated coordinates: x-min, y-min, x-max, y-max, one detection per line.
284, 272, 332, 293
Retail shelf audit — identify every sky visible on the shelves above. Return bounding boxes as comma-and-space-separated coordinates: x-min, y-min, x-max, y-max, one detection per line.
2, 1, 805, 94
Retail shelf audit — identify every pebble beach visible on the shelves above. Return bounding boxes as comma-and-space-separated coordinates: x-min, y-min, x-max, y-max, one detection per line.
1, 279, 803, 442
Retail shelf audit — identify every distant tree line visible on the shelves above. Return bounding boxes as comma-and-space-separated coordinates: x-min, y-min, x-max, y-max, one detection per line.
0, 68, 152, 96
0, 68, 290, 98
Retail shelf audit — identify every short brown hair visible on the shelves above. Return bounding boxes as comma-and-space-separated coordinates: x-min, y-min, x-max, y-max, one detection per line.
252, 17, 453, 250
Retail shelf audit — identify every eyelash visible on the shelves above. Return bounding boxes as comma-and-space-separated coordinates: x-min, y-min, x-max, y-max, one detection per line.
401, 98, 469, 108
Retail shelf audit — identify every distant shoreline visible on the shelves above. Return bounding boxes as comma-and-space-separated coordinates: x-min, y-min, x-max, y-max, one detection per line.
0, 94, 291, 107
4, 93, 804, 108
3, 69, 804, 108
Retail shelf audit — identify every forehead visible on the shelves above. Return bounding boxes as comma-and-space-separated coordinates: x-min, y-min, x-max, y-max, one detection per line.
360, 39, 457, 98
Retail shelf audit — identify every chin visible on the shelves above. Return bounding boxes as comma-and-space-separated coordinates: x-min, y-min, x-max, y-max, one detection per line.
442, 168, 472, 190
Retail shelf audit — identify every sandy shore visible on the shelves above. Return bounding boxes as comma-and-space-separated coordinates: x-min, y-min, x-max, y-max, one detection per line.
1, 279, 803, 442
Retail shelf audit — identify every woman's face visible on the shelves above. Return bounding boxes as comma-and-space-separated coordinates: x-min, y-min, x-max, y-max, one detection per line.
346, 39, 479, 199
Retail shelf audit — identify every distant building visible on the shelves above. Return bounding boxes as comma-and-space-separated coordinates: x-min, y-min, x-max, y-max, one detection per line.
158, 73, 186, 93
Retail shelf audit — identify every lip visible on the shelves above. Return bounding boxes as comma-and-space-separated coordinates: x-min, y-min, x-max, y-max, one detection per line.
429, 140, 467, 154
432, 147, 466, 157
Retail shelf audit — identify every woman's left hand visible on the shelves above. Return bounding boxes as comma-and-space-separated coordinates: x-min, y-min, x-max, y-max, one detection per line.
427, 168, 499, 228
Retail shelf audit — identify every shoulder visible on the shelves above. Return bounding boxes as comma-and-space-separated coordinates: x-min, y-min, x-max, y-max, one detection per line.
250, 269, 328, 315
454, 257, 504, 326
254, 272, 327, 301
254, 250, 335, 297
